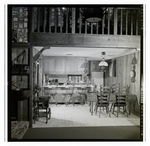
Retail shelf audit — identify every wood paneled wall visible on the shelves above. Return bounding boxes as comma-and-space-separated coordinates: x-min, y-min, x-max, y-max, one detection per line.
104, 52, 141, 115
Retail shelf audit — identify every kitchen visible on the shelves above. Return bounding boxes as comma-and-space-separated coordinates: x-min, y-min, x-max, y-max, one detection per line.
9, 5, 143, 140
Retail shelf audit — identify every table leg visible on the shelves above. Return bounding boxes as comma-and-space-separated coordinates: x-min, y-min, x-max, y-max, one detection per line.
91, 101, 93, 115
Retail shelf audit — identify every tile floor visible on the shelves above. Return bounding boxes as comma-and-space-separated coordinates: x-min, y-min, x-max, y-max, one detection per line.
33, 103, 140, 128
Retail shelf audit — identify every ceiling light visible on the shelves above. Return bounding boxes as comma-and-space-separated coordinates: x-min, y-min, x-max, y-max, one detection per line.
66, 54, 73, 56
99, 52, 108, 66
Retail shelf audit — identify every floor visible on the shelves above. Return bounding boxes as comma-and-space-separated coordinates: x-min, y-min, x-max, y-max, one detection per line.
33, 103, 140, 128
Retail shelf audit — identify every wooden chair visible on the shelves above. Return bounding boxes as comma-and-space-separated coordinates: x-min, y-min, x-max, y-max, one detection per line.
95, 94, 110, 117
33, 96, 51, 124
112, 94, 128, 117
49, 87, 57, 105
64, 86, 74, 106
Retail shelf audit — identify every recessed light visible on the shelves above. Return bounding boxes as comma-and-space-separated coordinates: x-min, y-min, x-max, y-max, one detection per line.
66, 54, 73, 55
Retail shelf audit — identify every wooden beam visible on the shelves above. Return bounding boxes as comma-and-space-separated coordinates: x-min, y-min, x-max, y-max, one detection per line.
29, 33, 140, 49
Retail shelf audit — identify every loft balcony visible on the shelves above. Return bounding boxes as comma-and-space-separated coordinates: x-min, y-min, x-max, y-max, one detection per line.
29, 6, 142, 48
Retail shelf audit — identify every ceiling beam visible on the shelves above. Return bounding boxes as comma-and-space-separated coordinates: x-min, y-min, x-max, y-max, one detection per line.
29, 33, 140, 50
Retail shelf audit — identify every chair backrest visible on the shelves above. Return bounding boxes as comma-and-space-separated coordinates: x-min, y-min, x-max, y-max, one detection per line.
116, 95, 127, 105
111, 84, 120, 94
100, 85, 110, 95
121, 85, 130, 96
97, 94, 109, 104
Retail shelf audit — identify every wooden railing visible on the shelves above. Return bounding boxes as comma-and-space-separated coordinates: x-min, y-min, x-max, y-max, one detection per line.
30, 7, 141, 36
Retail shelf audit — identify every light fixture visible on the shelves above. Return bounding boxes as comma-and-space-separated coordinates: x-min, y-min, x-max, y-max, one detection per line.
99, 52, 108, 66
99, 52, 108, 72
80, 7, 107, 23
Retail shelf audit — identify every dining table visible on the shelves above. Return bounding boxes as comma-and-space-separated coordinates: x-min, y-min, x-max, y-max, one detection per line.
86, 92, 137, 116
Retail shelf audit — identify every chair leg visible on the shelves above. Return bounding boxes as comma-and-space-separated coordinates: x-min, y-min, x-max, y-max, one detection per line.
99, 107, 101, 117
117, 107, 119, 117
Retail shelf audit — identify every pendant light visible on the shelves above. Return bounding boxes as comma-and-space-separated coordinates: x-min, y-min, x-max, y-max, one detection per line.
99, 52, 108, 66
99, 52, 108, 72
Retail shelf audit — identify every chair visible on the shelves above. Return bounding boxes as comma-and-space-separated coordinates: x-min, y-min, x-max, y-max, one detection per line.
78, 86, 87, 105
33, 96, 51, 124
66, 86, 74, 106
100, 85, 110, 95
111, 84, 120, 94
112, 94, 128, 117
95, 94, 110, 117
49, 87, 57, 106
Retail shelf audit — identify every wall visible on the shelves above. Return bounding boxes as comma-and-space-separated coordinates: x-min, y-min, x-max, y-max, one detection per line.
104, 52, 141, 115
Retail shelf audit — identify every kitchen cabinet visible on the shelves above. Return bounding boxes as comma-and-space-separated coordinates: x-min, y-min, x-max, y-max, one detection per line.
55, 57, 66, 73
65, 58, 77, 73
90, 61, 101, 72
43, 57, 55, 74
77, 58, 85, 73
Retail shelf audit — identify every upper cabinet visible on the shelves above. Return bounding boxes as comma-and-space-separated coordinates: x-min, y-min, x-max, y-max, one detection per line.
55, 57, 66, 73
65, 58, 77, 74
42, 57, 88, 74
43, 57, 55, 74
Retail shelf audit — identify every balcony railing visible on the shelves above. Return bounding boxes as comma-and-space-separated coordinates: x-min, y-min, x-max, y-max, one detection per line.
30, 7, 141, 36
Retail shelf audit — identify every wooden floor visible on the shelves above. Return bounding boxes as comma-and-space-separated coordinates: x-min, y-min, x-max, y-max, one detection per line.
33, 103, 140, 128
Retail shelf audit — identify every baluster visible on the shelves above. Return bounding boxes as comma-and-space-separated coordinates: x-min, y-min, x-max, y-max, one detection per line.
136, 10, 138, 35
66, 8, 68, 33
102, 15, 104, 34
91, 23, 93, 34
85, 21, 87, 34
108, 8, 110, 35
131, 10, 133, 35
71, 8, 76, 34
120, 9, 122, 35
60, 8, 62, 33
43, 7, 46, 33
114, 8, 118, 35
55, 8, 57, 33
126, 10, 128, 35
79, 8, 82, 34
49, 8, 51, 33
96, 22, 98, 34
37, 7, 40, 32
31, 7, 35, 32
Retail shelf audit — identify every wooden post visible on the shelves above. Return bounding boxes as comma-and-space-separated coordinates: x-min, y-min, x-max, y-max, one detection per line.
102, 15, 104, 34
71, 8, 76, 34
114, 8, 118, 35
29, 46, 33, 128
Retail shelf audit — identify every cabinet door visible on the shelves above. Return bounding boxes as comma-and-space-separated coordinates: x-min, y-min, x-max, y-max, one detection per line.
43, 57, 55, 74
90, 61, 101, 72
65, 58, 77, 73
77, 58, 86, 73
55, 57, 65, 73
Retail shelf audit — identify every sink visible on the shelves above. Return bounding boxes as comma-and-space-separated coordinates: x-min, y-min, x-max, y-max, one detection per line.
11, 89, 30, 101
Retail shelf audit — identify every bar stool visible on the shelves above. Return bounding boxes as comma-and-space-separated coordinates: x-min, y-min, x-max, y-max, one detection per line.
66, 86, 74, 106
78, 86, 87, 105
49, 86, 57, 106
